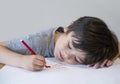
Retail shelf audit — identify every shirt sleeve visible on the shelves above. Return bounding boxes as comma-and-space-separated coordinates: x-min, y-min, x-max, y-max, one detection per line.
5, 28, 56, 57
5, 32, 43, 55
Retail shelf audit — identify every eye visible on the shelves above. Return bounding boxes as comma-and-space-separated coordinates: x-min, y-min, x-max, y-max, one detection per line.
74, 56, 79, 63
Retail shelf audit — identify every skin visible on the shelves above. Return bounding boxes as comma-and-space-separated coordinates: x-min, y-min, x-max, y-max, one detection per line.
54, 28, 120, 68
0, 28, 119, 71
54, 31, 86, 64
0, 42, 46, 71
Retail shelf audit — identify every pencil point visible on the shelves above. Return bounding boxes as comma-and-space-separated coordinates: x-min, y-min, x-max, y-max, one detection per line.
20, 40, 23, 42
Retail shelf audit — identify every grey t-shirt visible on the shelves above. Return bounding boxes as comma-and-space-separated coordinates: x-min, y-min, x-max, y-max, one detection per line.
5, 28, 58, 57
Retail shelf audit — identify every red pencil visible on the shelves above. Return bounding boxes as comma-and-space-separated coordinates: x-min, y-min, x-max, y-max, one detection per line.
20, 40, 50, 68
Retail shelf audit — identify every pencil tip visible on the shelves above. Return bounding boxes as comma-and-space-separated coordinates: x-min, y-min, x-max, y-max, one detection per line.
20, 40, 23, 42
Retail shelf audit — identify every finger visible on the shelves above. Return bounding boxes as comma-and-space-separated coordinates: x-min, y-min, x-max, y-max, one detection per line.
32, 65, 44, 71
106, 60, 113, 67
87, 64, 94, 67
100, 59, 108, 68
93, 63, 100, 69
36, 55, 45, 60
34, 59, 45, 66
36, 56, 46, 63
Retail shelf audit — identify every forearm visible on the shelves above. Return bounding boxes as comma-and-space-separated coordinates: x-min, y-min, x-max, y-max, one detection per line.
0, 45, 23, 68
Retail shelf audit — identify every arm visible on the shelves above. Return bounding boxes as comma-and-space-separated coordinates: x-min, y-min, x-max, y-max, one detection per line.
0, 42, 46, 71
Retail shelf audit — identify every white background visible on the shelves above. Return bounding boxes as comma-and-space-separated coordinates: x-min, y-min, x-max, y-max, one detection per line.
1, 58, 120, 84
0, 0, 120, 41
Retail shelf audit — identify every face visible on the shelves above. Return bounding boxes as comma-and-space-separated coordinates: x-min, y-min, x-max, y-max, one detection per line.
54, 31, 86, 64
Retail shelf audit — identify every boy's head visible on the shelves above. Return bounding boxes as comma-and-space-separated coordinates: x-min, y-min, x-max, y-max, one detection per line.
54, 16, 119, 65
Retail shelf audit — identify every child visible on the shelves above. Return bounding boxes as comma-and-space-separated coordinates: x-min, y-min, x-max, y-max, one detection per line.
0, 16, 119, 71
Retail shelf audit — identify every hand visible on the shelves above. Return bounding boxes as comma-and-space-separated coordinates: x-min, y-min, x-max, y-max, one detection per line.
21, 55, 46, 71
88, 59, 113, 69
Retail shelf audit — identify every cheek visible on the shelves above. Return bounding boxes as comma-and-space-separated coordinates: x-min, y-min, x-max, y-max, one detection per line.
54, 42, 66, 56
58, 42, 67, 50
63, 54, 77, 64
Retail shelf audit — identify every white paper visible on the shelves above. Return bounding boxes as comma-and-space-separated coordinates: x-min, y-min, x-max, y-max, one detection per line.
0, 58, 120, 84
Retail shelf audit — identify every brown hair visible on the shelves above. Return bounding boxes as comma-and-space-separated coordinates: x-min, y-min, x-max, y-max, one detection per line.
66, 16, 119, 64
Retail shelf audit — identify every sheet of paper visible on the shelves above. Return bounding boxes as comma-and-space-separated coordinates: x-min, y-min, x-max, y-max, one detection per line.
0, 58, 120, 84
